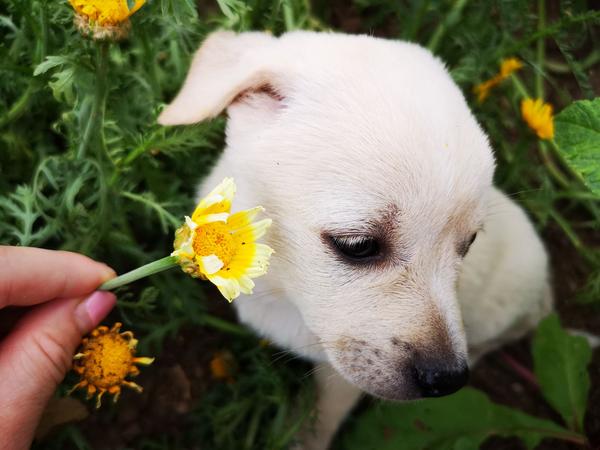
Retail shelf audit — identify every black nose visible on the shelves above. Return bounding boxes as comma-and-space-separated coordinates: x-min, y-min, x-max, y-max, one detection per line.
413, 360, 469, 397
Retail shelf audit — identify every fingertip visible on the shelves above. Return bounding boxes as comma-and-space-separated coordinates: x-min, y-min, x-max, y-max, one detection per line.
98, 264, 117, 283
74, 291, 117, 333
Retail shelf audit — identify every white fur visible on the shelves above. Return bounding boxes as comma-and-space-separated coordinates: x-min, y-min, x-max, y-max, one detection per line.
160, 31, 552, 449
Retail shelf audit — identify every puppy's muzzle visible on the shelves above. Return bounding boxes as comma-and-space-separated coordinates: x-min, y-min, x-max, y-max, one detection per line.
412, 357, 469, 397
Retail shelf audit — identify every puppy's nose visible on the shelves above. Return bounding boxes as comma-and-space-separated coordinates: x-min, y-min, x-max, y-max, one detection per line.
413, 360, 469, 397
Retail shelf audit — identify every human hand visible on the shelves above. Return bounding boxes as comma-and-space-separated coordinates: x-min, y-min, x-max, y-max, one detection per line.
0, 246, 116, 450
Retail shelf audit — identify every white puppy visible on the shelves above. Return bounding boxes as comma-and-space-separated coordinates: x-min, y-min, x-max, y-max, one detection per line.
159, 31, 552, 449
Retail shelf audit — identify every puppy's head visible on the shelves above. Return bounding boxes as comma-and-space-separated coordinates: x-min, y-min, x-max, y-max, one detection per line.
160, 31, 495, 400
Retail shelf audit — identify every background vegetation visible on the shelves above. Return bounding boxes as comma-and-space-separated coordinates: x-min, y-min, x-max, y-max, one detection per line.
0, 0, 598, 448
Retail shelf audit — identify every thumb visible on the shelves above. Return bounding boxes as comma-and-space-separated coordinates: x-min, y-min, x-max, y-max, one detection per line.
0, 291, 115, 449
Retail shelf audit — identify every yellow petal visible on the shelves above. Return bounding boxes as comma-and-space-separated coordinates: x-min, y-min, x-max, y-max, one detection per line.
232, 218, 272, 243
244, 243, 274, 277
192, 178, 236, 220
499, 57, 523, 78
133, 357, 155, 366
227, 206, 265, 230
128, 0, 146, 16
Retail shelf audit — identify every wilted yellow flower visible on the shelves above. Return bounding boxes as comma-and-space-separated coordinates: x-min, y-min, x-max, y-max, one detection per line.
521, 98, 554, 140
474, 57, 523, 102
71, 323, 154, 408
69, 0, 145, 39
172, 178, 274, 302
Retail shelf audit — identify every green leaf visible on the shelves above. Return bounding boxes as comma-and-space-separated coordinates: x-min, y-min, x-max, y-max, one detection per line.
532, 313, 592, 432
33, 55, 71, 76
0, 184, 56, 246
554, 98, 600, 196
343, 388, 581, 450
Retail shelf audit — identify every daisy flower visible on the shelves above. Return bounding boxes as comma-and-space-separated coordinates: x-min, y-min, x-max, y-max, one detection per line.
172, 178, 273, 302
521, 98, 554, 140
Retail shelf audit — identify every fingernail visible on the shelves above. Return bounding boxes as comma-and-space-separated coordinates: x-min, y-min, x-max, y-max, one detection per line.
75, 291, 116, 332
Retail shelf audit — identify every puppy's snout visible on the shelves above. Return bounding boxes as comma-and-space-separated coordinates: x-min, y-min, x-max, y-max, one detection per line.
413, 358, 469, 397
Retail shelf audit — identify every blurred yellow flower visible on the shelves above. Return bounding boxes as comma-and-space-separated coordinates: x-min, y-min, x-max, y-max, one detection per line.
474, 57, 523, 102
71, 323, 154, 408
521, 98, 554, 140
209, 350, 236, 383
172, 178, 274, 302
499, 58, 523, 77
69, 0, 145, 26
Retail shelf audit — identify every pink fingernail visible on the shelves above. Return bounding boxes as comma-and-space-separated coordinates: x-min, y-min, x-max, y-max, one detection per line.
76, 291, 116, 330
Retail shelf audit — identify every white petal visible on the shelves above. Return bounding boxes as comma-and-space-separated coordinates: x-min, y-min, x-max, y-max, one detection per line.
185, 216, 198, 230
208, 275, 241, 302
200, 254, 224, 275
195, 212, 229, 225
238, 275, 255, 294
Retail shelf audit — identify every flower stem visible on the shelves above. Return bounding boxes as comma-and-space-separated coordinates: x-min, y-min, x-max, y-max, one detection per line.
535, 0, 546, 99
77, 40, 109, 159
427, 0, 469, 52
100, 256, 178, 290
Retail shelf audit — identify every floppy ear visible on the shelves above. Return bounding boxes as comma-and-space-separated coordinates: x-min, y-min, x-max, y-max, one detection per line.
157, 31, 278, 126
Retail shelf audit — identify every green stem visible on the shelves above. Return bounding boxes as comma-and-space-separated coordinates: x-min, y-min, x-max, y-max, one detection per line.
201, 314, 251, 336
507, 10, 600, 55
535, 0, 546, 99
0, 1, 47, 129
539, 141, 570, 188
100, 256, 178, 290
77, 41, 109, 159
120, 191, 180, 229
510, 73, 530, 98
427, 0, 469, 52
122, 128, 160, 166
0, 84, 36, 128
282, 0, 296, 31
403, 0, 430, 41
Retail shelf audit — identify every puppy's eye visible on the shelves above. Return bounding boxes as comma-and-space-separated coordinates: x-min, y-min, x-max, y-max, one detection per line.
330, 235, 381, 261
458, 232, 478, 258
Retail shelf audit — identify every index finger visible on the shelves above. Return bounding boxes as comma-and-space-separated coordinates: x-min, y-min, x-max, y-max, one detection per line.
0, 246, 116, 308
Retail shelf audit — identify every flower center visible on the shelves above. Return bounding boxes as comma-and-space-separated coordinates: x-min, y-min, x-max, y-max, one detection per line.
193, 222, 236, 267
83, 333, 133, 388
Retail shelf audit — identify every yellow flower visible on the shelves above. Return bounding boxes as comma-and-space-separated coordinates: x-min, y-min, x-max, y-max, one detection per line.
474, 57, 523, 102
499, 57, 523, 77
521, 98, 554, 140
69, 0, 145, 39
71, 323, 154, 408
473, 78, 500, 103
172, 178, 274, 302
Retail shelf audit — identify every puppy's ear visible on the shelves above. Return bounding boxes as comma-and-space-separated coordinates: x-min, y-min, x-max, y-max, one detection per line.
158, 31, 278, 126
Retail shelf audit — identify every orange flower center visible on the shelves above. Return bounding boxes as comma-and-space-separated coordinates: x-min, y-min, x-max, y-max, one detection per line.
81, 332, 133, 388
193, 222, 236, 267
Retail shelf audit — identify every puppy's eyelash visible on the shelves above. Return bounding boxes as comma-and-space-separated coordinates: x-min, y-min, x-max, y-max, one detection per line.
457, 232, 478, 258
326, 234, 384, 265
